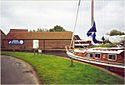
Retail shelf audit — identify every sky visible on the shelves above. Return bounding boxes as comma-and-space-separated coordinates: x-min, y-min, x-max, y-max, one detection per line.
0, 0, 125, 39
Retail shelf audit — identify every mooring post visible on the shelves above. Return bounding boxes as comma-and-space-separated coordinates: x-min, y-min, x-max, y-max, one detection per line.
33, 49, 36, 55
70, 57, 74, 67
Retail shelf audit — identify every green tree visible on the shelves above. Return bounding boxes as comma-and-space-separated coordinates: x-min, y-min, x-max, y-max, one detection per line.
29, 25, 66, 32
49, 25, 66, 32
30, 28, 49, 32
32, 29, 36, 32
107, 29, 125, 36
37, 28, 49, 32
29, 30, 32, 32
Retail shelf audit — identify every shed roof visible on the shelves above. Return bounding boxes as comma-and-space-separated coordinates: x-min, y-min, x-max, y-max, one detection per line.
74, 35, 81, 40
9, 29, 28, 33
5, 29, 73, 39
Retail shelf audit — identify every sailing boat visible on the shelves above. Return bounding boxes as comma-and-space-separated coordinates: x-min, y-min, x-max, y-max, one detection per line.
65, 0, 125, 77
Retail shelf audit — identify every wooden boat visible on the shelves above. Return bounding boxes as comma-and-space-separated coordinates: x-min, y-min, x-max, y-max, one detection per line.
65, 0, 125, 77
66, 46, 125, 76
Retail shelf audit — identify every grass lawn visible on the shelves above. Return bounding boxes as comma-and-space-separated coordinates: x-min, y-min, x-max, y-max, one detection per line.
1, 51, 124, 84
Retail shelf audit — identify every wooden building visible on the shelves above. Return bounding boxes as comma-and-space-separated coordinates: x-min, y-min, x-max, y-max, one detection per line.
0, 30, 6, 49
2, 29, 73, 51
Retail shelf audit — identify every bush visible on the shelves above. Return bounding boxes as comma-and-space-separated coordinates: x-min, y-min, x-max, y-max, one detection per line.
93, 44, 116, 48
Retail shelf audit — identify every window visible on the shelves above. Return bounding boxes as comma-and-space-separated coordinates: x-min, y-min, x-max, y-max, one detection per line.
95, 54, 100, 58
85, 53, 93, 58
108, 54, 117, 61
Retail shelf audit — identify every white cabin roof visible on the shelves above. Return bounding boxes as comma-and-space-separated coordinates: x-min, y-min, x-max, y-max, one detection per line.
74, 48, 124, 54
75, 40, 91, 42
86, 48, 124, 54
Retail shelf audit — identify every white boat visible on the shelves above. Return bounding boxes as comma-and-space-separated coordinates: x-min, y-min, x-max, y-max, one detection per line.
65, 0, 125, 77
66, 46, 125, 76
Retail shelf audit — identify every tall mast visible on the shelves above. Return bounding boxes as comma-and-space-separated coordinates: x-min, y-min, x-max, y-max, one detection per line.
91, 0, 94, 25
69, 0, 81, 48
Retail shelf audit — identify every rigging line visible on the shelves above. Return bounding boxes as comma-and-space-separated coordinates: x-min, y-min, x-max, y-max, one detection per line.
69, 0, 81, 48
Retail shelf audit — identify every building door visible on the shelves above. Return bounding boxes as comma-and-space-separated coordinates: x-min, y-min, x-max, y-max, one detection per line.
33, 40, 39, 49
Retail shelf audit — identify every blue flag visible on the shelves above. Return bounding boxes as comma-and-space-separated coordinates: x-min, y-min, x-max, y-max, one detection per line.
87, 21, 96, 36
86, 21, 100, 44
92, 32, 100, 43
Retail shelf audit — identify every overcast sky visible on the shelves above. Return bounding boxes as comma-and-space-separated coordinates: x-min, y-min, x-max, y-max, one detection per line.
0, 0, 125, 39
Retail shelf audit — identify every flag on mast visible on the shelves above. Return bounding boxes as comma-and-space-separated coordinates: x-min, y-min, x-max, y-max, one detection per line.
86, 21, 100, 44
87, 21, 96, 36
92, 32, 100, 43
86, 0, 100, 44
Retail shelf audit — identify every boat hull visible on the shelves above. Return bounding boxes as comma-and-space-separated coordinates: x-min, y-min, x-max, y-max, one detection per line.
66, 51, 125, 77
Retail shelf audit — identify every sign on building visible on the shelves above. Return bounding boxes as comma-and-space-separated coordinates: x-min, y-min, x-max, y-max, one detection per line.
33, 40, 39, 49
8, 40, 24, 45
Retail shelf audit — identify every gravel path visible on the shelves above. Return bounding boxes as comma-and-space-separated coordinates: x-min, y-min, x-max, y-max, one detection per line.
1, 55, 40, 84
